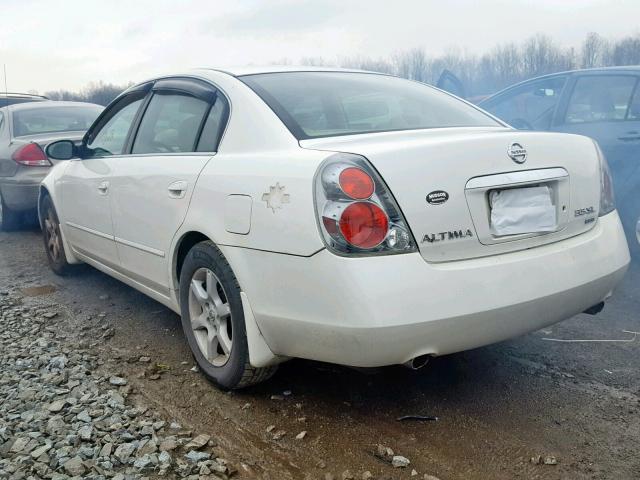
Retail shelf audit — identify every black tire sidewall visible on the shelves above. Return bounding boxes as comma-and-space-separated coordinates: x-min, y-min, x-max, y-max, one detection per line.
41, 196, 70, 275
179, 242, 249, 389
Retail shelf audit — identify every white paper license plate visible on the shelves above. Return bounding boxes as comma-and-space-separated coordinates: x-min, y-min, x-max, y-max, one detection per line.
490, 185, 557, 236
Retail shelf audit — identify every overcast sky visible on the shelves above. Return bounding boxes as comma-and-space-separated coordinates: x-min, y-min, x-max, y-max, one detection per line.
0, 0, 638, 93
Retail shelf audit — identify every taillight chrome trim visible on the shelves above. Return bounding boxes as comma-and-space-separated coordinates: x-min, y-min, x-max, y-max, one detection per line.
594, 141, 616, 217
313, 152, 417, 257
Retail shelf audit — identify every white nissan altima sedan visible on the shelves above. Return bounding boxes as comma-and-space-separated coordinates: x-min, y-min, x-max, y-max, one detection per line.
40, 67, 630, 389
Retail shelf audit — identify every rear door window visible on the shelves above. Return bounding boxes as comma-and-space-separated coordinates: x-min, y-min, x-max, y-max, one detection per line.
196, 95, 229, 152
132, 93, 209, 154
564, 76, 637, 124
626, 83, 640, 120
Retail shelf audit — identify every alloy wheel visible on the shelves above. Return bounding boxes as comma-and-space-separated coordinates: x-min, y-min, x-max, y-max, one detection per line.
188, 267, 233, 367
44, 209, 62, 261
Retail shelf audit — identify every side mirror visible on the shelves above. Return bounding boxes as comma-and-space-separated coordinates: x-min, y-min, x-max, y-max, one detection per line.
46, 140, 77, 160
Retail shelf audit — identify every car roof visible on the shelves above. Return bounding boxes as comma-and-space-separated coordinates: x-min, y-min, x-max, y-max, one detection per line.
0, 92, 48, 99
479, 66, 640, 104
529, 65, 640, 80
195, 65, 375, 77
0, 100, 103, 112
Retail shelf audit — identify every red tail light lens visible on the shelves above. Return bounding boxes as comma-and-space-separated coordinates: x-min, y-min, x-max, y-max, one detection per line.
339, 167, 374, 199
12, 143, 51, 166
339, 202, 389, 248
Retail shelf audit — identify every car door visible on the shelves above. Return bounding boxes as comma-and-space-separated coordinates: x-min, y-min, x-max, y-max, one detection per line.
60, 85, 150, 267
436, 70, 466, 99
550, 73, 640, 260
108, 78, 228, 295
551, 74, 640, 157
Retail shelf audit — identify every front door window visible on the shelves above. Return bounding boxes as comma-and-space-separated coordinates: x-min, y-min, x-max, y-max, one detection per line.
483, 76, 567, 130
86, 99, 143, 157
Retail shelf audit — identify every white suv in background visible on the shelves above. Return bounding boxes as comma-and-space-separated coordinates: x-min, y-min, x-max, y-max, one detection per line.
40, 67, 630, 389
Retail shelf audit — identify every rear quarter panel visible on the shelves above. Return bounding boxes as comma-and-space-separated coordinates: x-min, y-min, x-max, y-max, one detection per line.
177, 148, 327, 256
169, 70, 330, 291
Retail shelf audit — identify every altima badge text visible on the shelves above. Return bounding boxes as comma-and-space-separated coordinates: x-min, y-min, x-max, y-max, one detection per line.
507, 143, 527, 164
262, 182, 290, 213
422, 229, 473, 243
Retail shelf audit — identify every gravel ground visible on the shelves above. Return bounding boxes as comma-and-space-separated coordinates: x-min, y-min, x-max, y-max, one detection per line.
0, 290, 237, 480
1, 227, 639, 480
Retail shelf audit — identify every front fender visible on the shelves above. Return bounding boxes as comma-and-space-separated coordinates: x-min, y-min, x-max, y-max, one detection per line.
39, 162, 81, 265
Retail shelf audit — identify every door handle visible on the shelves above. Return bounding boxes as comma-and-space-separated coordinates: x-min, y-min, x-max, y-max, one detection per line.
618, 131, 640, 142
168, 180, 188, 199
97, 181, 109, 195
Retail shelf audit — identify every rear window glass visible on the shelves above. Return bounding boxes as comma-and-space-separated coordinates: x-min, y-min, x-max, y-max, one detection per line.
240, 72, 499, 139
12, 105, 102, 137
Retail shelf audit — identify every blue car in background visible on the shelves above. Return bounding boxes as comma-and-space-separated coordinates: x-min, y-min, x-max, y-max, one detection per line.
477, 67, 640, 260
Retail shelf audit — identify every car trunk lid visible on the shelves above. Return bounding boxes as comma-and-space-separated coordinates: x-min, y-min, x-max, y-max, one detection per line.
301, 127, 601, 262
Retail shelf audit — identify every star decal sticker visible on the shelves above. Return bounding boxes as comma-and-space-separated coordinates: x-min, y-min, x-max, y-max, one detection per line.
261, 182, 290, 213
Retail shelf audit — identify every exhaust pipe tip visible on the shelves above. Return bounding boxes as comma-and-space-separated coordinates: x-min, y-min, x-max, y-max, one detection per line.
403, 354, 430, 370
583, 301, 605, 315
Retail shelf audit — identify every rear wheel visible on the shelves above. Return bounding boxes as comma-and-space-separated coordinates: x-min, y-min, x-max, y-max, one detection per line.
0, 193, 22, 231
41, 196, 74, 275
179, 241, 277, 389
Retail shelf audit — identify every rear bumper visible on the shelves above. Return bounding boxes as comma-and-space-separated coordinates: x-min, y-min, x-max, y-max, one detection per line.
221, 211, 630, 367
0, 180, 40, 211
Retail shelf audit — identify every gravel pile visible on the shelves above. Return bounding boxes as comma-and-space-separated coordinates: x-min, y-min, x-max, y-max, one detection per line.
0, 292, 235, 480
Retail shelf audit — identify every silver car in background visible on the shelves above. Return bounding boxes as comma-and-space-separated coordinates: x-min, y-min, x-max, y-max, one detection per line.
0, 101, 103, 230
0, 92, 48, 107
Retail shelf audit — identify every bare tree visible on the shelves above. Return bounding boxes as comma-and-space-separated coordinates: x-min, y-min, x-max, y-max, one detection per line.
45, 81, 130, 106
522, 34, 575, 77
492, 43, 522, 86
393, 48, 431, 82
340, 55, 395, 74
300, 56, 331, 67
582, 32, 607, 68
41, 31, 640, 103
612, 35, 640, 66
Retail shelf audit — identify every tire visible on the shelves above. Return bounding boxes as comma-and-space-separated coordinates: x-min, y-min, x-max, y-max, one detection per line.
41, 195, 75, 276
0, 193, 22, 231
179, 241, 277, 389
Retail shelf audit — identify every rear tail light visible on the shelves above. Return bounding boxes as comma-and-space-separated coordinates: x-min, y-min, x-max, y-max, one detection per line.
12, 143, 51, 167
594, 141, 615, 217
338, 167, 375, 199
339, 202, 389, 248
315, 153, 416, 255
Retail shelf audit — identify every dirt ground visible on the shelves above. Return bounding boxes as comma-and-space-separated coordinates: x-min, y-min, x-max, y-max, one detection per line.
1, 226, 639, 480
